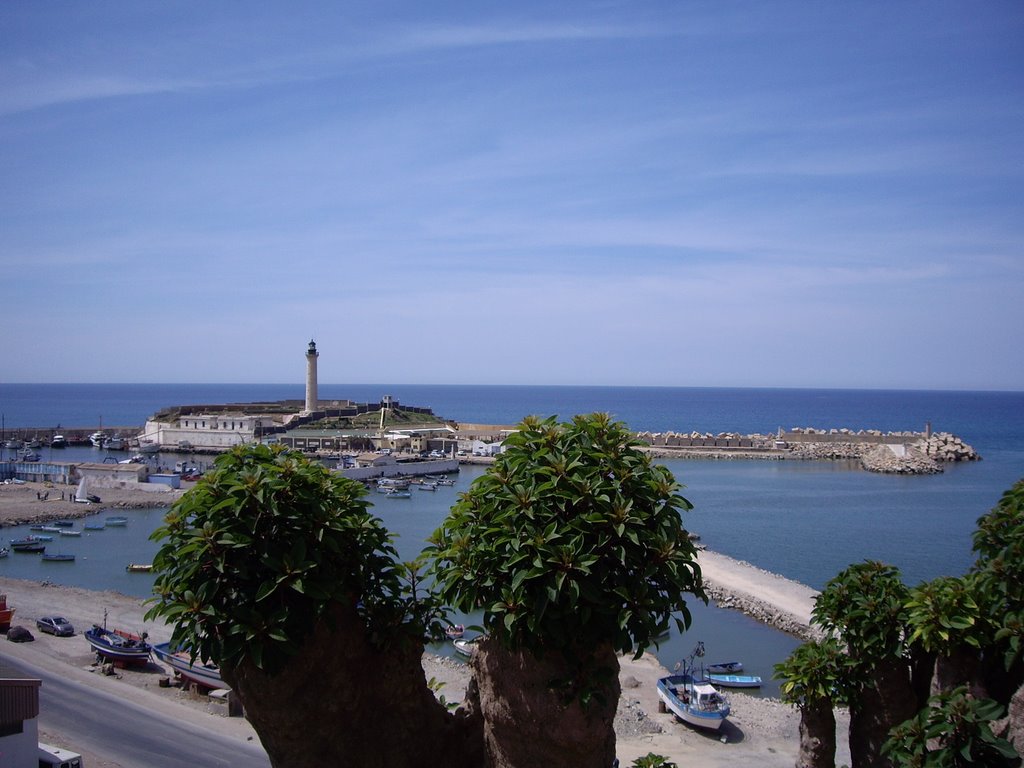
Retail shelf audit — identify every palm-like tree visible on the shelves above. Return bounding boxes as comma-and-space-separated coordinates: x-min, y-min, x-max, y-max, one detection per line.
775, 638, 849, 768
813, 561, 919, 768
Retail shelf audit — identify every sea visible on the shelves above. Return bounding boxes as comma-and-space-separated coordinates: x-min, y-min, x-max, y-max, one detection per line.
2, 383, 1023, 696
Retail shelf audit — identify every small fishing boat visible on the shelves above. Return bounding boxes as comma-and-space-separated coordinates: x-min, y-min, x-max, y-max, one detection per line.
105, 516, 129, 526
417, 483, 437, 491
381, 489, 411, 499
445, 624, 465, 639
706, 661, 743, 674
104, 436, 126, 450
706, 673, 762, 689
10, 536, 48, 551
12, 543, 45, 553
50, 434, 68, 448
31, 525, 61, 533
125, 563, 153, 573
59, 529, 82, 537
434, 478, 456, 486
42, 553, 76, 563
0, 594, 14, 630
84, 521, 105, 531
152, 642, 225, 689
52, 520, 75, 527
89, 431, 108, 448
17, 448, 41, 461
657, 673, 731, 731
84, 623, 152, 664
453, 636, 481, 658
0, 547, 9, 558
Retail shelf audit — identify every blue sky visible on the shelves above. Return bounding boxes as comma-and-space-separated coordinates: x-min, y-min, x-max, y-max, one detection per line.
2, 3, 1022, 389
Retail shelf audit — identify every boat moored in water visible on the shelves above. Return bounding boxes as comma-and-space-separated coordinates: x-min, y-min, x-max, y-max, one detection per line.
706, 661, 743, 674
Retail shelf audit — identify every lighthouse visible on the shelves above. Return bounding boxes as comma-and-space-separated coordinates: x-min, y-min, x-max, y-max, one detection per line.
305, 339, 319, 413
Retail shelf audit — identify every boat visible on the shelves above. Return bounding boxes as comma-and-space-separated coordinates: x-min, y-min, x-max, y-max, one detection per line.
656, 673, 731, 731
0, 594, 14, 630
381, 489, 411, 499
10, 536, 48, 550
84, 521, 105, 531
125, 563, 153, 573
0, 547, 8, 558
152, 642, 225, 689
434, 478, 456, 486
89, 431, 108, 448
417, 483, 437, 491
42, 553, 75, 562
74, 478, 101, 504
31, 525, 61, 533
104, 436, 126, 451
11, 542, 45, 553
59, 529, 82, 537
84, 624, 152, 664
453, 636, 481, 658
52, 520, 75, 527
28, 438, 43, 449
705, 673, 763, 689
4, 438, 24, 450
105, 516, 129, 526
50, 434, 68, 448
706, 661, 743, 674
445, 624, 465, 639
16, 448, 41, 461
136, 440, 160, 454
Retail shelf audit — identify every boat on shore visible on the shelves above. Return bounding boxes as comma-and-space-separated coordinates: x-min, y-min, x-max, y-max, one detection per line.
152, 642, 225, 689
0, 594, 14, 630
84, 624, 152, 664
657, 673, 731, 731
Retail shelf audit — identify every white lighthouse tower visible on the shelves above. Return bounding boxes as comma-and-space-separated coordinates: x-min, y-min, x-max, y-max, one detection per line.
305, 339, 319, 413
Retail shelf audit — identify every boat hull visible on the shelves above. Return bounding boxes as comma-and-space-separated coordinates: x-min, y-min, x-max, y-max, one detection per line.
657, 674, 730, 731
152, 642, 225, 689
706, 673, 762, 688
84, 627, 152, 664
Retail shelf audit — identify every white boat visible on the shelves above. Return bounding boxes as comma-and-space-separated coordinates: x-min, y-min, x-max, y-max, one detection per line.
657, 673, 730, 731
136, 440, 160, 454
89, 431, 108, 447
74, 478, 100, 504
51, 434, 68, 448
104, 436, 126, 450
453, 636, 481, 658
4, 438, 24, 450
417, 483, 437, 491
152, 642, 225, 690
59, 529, 82, 537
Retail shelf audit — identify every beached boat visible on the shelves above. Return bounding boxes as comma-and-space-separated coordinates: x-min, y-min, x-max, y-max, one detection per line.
125, 563, 153, 573
51, 434, 68, 448
41, 553, 75, 563
105, 516, 129, 526
84, 624, 152, 664
0, 594, 14, 630
74, 478, 101, 504
705, 673, 762, 689
706, 661, 743, 674
453, 636, 481, 658
657, 673, 731, 731
152, 642, 225, 689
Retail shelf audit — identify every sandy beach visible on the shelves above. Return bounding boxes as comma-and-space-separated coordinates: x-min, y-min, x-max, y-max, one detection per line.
1, 480, 850, 767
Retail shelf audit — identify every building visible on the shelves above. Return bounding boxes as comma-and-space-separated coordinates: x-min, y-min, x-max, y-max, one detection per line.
0, 659, 42, 767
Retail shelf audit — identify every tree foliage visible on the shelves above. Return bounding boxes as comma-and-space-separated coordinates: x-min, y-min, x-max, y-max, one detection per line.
428, 413, 704, 660
883, 687, 1018, 767
146, 444, 440, 675
906, 575, 990, 654
775, 637, 850, 707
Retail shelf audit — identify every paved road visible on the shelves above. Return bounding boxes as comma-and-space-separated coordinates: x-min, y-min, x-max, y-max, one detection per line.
6, 654, 271, 768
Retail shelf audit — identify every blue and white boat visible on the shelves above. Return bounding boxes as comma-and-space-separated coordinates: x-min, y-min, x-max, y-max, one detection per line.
706, 673, 762, 689
85, 624, 152, 664
657, 673, 731, 731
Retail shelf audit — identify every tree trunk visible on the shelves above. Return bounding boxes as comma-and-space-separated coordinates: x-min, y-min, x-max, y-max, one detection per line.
472, 636, 620, 768
931, 644, 982, 697
221, 602, 483, 768
849, 656, 917, 768
797, 697, 836, 768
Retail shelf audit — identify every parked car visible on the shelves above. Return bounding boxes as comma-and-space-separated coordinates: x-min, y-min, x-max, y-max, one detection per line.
35, 616, 74, 637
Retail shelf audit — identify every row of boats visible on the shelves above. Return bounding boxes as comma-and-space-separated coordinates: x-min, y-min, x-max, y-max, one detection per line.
375, 475, 456, 498
84, 624, 224, 690
3, 515, 131, 560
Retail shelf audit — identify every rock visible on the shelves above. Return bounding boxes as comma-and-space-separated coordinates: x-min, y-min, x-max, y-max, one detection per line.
6, 625, 34, 643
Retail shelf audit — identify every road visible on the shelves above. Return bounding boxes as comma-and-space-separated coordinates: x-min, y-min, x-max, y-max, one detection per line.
6, 654, 271, 768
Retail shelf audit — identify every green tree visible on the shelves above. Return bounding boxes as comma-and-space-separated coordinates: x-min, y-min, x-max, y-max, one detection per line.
813, 560, 919, 768
775, 638, 850, 768
429, 414, 704, 768
883, 686, 1018, 767
146, 444, 479, 768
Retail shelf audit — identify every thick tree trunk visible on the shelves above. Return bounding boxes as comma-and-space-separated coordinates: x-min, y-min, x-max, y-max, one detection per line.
797, 698, 836, 768
931, 644, 982, 697
472, 636, 620, 768
221, 602, 483, 768
849, 656, 917, 768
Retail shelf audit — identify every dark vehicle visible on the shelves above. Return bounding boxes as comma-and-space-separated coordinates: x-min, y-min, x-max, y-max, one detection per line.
36, 616, 75, 637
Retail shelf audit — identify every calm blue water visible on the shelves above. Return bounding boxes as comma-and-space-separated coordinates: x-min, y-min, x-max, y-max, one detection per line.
2, 384, 1022, 695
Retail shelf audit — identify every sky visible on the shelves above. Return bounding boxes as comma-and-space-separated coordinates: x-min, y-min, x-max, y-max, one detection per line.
1, 3, 1022, 390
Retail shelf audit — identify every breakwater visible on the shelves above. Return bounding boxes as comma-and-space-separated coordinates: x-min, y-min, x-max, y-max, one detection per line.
638, 426, 980, 475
